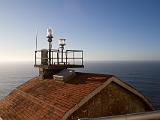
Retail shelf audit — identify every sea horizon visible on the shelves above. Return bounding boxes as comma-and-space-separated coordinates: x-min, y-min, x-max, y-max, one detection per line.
0, 61, 160, 109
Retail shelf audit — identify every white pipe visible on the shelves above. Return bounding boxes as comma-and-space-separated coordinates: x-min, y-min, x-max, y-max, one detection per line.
79, 110, 160, 120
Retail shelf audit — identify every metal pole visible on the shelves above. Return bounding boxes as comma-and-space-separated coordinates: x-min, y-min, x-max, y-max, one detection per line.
35, 51, 37, 65
82, 51, 83, 65
52, 50, 53, 65
46, 28, 53, 66
49, 42, 51, 65
57, 50, 59, 65
66, 50, 67, 65
61, 47, 63, 63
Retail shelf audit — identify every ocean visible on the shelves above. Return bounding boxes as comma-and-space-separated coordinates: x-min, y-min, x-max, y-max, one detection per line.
0, 61, 160, 109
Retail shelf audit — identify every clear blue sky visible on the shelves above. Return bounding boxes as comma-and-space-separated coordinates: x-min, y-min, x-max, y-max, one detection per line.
0, 0, 160, 62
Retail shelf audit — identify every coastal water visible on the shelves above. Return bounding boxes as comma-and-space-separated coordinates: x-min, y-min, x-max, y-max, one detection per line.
0, 62, 38, 99
0, 61, 160, 109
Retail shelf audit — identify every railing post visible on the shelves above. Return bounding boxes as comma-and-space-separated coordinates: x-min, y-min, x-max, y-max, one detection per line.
52, 50, 53, 65
48, 49, 51, 65
82, 51, 83, 65
61, 49, 63, 63
66, 50, 68, 65
57, 50, 59, 65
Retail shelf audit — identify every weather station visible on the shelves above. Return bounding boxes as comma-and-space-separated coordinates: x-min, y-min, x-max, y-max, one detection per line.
34, 28, 84, 79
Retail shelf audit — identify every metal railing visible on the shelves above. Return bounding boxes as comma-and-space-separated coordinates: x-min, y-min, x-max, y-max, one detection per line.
34, 49, 83, 66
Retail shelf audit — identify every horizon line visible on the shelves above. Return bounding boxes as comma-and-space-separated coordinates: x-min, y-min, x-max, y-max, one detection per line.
0, 59, 160, 63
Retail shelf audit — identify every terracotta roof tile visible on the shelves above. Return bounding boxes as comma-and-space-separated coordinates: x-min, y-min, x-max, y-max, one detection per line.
0, 72, 113, 120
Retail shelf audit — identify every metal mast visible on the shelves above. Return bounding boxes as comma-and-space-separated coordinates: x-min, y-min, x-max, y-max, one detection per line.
47, 28, 53, 65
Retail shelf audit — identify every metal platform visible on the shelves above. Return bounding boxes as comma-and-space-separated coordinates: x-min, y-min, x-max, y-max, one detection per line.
34, 49, 83, 69
34, 49, 84, 79
34, 64, 84, 69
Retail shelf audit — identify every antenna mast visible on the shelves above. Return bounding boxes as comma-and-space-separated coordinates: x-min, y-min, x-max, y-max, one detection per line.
35, 30, 38, 51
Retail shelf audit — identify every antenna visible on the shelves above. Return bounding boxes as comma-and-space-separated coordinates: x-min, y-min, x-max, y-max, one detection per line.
35, 30, 38, 51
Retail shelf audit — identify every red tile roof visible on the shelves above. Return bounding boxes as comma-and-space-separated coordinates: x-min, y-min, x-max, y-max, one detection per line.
0, 72, 113, 120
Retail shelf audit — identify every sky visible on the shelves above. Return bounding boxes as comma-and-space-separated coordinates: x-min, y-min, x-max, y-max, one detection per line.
0, 0, 160, 62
